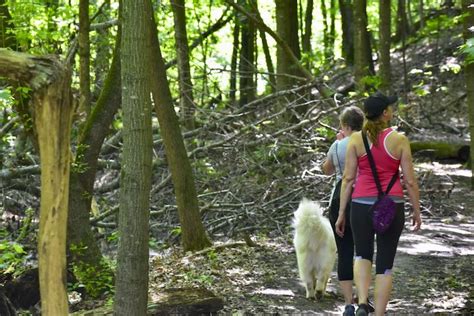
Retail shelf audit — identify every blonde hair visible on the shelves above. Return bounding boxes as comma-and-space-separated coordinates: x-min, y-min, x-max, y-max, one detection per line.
362, 118, 388, 145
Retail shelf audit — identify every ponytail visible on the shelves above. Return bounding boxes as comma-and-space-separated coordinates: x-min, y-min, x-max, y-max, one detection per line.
362, 118, 388, 145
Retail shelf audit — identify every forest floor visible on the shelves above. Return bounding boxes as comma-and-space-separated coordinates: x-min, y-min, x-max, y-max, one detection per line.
147, 161, 473, 315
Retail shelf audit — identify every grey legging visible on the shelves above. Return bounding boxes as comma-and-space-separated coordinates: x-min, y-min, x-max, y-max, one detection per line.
350, 202, 405, 274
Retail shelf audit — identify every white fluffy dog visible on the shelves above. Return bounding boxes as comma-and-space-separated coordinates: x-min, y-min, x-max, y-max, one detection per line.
293, 198, 336, 299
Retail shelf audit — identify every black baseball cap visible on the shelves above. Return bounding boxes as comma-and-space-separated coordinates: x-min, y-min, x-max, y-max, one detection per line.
363, 92, 398, 120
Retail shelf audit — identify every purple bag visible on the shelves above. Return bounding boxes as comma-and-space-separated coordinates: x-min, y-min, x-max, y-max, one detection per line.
370, 195, 396, 233
362, 131, 399, 234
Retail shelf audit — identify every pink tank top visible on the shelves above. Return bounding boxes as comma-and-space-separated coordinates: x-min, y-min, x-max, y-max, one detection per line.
352, 128, 403, 198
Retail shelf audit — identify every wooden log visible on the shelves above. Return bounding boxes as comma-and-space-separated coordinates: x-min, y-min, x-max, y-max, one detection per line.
411, 141, 470, 162
70, 288, 224, 315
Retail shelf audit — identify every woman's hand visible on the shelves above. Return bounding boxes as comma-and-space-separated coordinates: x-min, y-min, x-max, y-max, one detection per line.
412, 211, 422, 231
335, 214, 345, 237
336, 130, 345, 140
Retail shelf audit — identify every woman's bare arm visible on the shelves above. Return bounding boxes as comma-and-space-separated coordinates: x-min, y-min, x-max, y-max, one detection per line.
322, 157, 335, 175
399, 134, 422, 231
335, 136, 358, 237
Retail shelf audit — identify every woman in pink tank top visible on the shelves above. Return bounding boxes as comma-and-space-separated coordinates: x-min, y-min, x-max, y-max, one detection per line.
334, 92, 422, 316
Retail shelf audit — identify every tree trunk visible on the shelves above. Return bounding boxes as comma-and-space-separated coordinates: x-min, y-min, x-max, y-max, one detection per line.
379, 0, 392, 92
302, 0, 313, 54
67, 27, 121, 295
114, 0, 152, 314
462, 0, 474, 189
0, 49, 73, 316
93, 0, 112, 98
394, 0, 410, 43
275, 0, 303, 90
354, 0, 373, 91
321, 0, 330, 60
79, 0, 91, 114
239, 0, 256, 106
258, 26, 276, 93
329, 0, 336, 59
229, 15, 240, 105
171, 0, 196, 130
146, 2, 212, 251
338, 0, 354, 65
0, 0, 17, 49
419, 0, 425, 30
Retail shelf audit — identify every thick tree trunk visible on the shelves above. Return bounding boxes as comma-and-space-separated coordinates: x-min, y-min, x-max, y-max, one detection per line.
171, 0, 196, 130
114, 0, 152, 314
302, 0, 313, 54
0, 49, 73, 316
67, 27, 121, 294
394, 0, 410, 43
146, 2, 212, 251
321, 0, 330, 60
354, 0, 373, 91
275, 0, 304, 90
338, 0, 354, 65
379, 0, 392, 92
462, 0, 474, 189
239, 0, 256, 106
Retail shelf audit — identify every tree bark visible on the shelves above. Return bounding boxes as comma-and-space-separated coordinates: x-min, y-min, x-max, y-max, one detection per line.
239, 0, 256, 106
0, 0, 17, 49
171, 0, 196, 130
275, 0, 304, 90
229, 14, 240, 105
354, 0, 373, 91
379, 0, 392, 92
146, 1, 212, 251
67, 26, 121, 293
394, 0, 410, 43
338, 0, 354, 65
79, 0, 92, 114
302, 0, 313, 54
462, 0, 474, 189
114, 0, 152, 314
0, 49, 73, 316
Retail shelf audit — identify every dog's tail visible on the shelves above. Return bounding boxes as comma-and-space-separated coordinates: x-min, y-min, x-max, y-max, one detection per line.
292, 198, 326, 231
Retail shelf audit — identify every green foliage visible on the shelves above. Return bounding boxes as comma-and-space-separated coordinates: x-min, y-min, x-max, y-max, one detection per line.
459, 38, 474, 65
184, 270, 213, 287
0, 237, 27, 276
359, 75, 382, 92
0, 88, 14, 109
170, 226, 182, 237
421, 14, 463, 38
70, 244, 115, 298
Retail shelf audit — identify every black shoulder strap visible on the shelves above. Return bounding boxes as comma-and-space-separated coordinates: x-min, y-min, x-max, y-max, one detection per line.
361, 130, 398, 197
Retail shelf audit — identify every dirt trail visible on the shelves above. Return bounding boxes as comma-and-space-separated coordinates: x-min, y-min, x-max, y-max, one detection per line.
148, 162, 473, 315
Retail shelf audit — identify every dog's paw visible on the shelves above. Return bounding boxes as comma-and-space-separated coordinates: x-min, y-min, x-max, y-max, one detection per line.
315, 290, 323, 300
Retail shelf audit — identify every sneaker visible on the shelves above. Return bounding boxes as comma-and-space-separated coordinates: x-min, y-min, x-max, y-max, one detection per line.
355, 303, 369, 316
343, 304, 355, 316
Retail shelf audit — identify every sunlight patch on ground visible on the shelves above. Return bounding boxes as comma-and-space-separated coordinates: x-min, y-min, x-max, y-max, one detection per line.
398, 220, 474, 256
252, 288, 295, 297
416, 162, 472, 178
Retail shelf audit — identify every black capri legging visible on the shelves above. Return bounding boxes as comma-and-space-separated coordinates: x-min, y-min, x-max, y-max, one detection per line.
350, 202, 405, 275
330, 212, 354, 281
